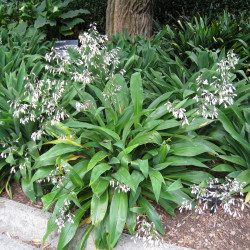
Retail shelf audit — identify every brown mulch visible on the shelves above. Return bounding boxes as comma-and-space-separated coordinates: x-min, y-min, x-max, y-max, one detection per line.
1, 182, 250, 250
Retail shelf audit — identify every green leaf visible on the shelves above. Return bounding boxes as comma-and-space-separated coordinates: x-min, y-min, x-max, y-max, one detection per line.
155, 156, 208, 170
31, 166, 54, 183
236, 169, 250, 185
166, 179, 183, 191
75, 224, 94, 250
137, 196, 164, 234
21, 178, 36, 203
166, 170, 213, 184
218, 110, 250, 152
62, 160, 85, 187
138, 159, 149, 178
129, 207, 146, 214
130, 72, 143, 128
91, 190, 108, 226
62, 18, 84, 29
218, 155, 247, 168
171, 140, 217, 156
112, 167, 135, 192
128, 131, 162, 147
34, 16, 47, 28
149, 168, 164, 202
113, 74, 129, 112
65, 120, 120, 141
87, 151, 109, 171
16, 61, 26, 93
212, 164, 235, 172
107, 190, 128, 249
58, 200, 91, 249
42, 139, 81, 147
38, 144, 80, 162
91, 177, 109, 198
90, 163, 112, 185
60, 9, 89, 19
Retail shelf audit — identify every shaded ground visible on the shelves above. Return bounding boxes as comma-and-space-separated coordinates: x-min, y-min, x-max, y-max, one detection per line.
1, 182, 250, 250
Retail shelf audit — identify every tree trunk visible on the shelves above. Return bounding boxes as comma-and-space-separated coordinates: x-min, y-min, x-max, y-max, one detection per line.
106, 0, 155, 39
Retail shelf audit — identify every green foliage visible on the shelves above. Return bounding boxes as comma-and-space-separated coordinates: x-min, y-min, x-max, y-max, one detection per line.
161, 12, 249, 61
0, 0, 89, 39
0, 7, 249, 249
0, 26, 50, 198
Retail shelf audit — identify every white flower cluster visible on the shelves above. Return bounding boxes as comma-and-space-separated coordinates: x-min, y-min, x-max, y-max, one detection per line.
36, 164, 69, 188
75, 100, 93, 112
165, 101, 189, 126
9, 73, 70, 141
132, 215, 164, 248
44, 23, 124, 88
102, 81, 122, 103
0, 138, 19, 159
109, 179, 131, 193
55, 199, 75, 233
193, 50, 239, 119
179, 177, 246, 217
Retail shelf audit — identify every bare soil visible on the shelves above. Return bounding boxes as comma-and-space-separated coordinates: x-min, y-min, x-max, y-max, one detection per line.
1, 182, 250, 250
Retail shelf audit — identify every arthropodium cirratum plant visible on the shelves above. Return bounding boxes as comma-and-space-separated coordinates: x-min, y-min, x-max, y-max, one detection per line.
7, 25, 249, 249
0, 25, 51, 199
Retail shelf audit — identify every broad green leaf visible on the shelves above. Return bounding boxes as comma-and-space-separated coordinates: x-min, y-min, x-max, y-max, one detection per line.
131, 170, 145, 191
34, 16, 47, 28
181, 118, 213, 131
107, 190, 128, 248
31, 166, 54, 183
16, 61, 26, 93
129, 207, 146, 214
138, 159, 149, 178
37, 144, 80, 162
236, 169, 250, 185
142, 190, 177, 217
21, 178, 36, 203
62, 160, 85, 187
130, 72, 143, 128
218, 155, 247, 168
90, 163, 112, 185
171, 140, 217, 156
149, 168, 165, 202
58, 201, 91, 249
166, 179, 183, 191
87, 151, 109, 171
91, 190, 108, 226
75, 224, 94, 250
65, 120, 120, 141
155, 156, 208, 170
42, 139, 81, 147
91, 177, 109, 198
218, 110, 250, 151
128, 131, 162, 147
153, 144, 170, 164
112, 167, 135, 192
146, 105, 169, 121
126, 210, 137, 235
60, 9, 89, 19
94, 217, 108, 249
212, 164, 235, 172
137, 196, 164, 234
113, 74, 129, 112
165, 170, 213, 184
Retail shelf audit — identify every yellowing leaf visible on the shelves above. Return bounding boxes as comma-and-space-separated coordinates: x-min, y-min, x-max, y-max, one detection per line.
245, 191, 250, 203
199, 122, 209, 128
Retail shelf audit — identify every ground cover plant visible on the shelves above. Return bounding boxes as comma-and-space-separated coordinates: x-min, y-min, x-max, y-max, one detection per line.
0, 7, 249, 250
0, 24, 52, 198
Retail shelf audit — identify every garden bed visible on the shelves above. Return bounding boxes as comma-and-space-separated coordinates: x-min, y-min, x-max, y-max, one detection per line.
2, 182, 249, 250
